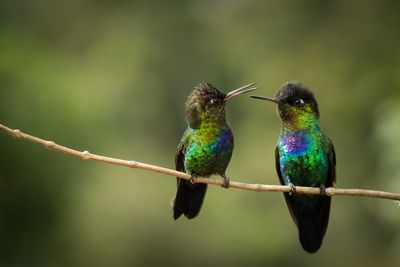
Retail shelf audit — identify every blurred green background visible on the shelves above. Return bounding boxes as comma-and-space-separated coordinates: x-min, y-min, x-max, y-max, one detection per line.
1, 0, 400, 266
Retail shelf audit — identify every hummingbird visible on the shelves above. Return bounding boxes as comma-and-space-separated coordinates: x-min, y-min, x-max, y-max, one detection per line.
173, 82, 257, 220
251, 82, 336, 253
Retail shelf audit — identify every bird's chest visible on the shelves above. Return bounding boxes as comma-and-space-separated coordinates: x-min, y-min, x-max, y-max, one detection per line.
184, 127, 233, 175
278, 131, 328, 186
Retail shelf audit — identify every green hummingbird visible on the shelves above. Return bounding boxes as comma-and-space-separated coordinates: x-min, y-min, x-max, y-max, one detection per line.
173, 82, 257, 220
251, 82, 336, 253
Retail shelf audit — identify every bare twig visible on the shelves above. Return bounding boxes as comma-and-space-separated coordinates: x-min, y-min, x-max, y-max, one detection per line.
1, 123, 399, 201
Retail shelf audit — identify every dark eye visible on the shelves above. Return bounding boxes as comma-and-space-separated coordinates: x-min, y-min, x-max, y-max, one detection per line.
294, 98, 305, 107
210, 98, 221, 105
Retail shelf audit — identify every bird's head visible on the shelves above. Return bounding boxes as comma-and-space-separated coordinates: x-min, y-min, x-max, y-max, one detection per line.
185, 82, 257, 129
251, 82, 319, 128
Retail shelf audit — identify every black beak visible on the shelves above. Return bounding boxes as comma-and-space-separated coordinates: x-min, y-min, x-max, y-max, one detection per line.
250, 95, 278, 104
224, 82, 257, 102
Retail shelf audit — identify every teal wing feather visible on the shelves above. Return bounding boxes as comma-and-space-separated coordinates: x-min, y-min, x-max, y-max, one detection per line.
319, 135, 336, 237
275, 147, 298, 225
175, 128, 191, 180
326, 136, 336, 184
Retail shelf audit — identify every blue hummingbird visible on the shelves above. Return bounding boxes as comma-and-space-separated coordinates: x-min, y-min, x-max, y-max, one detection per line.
251, 82, 336, 253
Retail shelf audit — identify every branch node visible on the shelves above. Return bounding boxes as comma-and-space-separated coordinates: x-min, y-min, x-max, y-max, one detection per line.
326, 187, 335, 197
82, 150, 91, 160
254, 184, 262, 192
45, 141, 56, 149
128, 161, 137, 168
13, 129, 22, 138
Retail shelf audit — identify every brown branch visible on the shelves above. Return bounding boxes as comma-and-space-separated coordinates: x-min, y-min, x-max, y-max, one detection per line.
1, 123, 400, 202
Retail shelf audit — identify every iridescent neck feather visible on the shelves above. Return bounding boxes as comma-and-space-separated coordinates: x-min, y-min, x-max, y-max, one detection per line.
282, 110, 320, 132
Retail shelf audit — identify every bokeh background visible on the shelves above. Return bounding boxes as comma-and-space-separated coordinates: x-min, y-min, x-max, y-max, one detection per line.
1, 0, 400, 266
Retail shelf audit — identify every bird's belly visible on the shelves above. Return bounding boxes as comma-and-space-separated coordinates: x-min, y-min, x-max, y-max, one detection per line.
280, 152, 329, 186
184, 132, 233, 176
279, 133, 329, 186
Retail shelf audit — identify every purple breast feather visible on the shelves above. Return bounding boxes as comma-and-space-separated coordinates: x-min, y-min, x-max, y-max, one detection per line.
281, 131, 310, 156
212, 128, 233, 152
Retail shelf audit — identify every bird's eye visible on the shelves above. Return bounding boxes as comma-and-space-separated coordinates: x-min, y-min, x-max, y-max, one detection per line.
210, 98, 221, 104
294, 98, 305, 107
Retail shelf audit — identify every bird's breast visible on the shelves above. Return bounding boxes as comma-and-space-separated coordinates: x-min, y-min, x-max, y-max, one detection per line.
280, 131, 310, 156
184, 126, 233, 175
279, 130, 329, 186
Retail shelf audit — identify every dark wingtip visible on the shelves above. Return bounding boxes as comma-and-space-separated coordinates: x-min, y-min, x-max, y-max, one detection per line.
185, 214, 197, 220
184, 207, 201, 220
172, 181, 207, 221
298, 218, 324, 253
300, 238, 322, 254
173, 212, 182, 220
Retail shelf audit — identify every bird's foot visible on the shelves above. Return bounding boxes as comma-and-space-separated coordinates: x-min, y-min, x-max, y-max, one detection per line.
319, 184, 326, 196
189, 173, 197, 184
288, 182, 296, 196
221, 174, 230, 189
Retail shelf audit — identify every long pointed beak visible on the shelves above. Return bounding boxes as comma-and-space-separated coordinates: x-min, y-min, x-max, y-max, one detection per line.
224, 82, 257, 102
250, 95, 278, 104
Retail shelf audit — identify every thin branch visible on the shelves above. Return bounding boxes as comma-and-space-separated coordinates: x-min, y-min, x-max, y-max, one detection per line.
1, 123, 400, 202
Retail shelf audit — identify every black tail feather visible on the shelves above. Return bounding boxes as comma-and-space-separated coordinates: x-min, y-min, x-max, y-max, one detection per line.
281, 190, 331, 253
173, 179, 207, 220
298, 216, 323, 253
